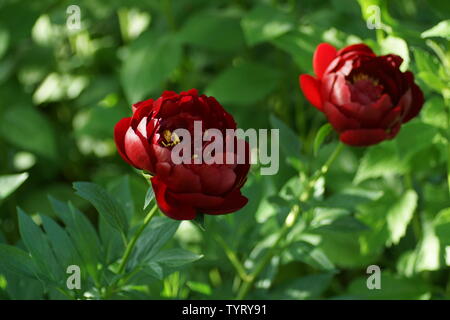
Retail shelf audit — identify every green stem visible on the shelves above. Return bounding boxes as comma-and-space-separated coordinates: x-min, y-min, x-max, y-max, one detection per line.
214, 234, 251, 282
162, 0, 176, 31
117, 204, 159, 274
103, 204, 159, 299
236, 142, 344, 300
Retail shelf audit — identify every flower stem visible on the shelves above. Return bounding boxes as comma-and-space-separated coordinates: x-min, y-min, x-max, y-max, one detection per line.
117, 204, 159, 274
236, 142, 344, 300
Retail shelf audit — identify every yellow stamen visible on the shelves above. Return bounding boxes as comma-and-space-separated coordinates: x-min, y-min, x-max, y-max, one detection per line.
352, 73, 379, 85
161, 130, 180, 147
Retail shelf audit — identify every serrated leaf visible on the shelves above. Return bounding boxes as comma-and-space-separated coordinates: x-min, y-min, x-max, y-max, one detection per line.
73, 182, 128, 234
0, 172, 28, 203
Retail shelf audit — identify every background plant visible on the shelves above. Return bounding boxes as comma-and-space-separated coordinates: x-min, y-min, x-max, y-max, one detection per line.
0, 0, 449, 299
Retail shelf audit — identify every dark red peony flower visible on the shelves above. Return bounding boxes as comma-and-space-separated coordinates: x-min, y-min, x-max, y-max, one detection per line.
299, 43, 424, 146
114, 89, 250, 220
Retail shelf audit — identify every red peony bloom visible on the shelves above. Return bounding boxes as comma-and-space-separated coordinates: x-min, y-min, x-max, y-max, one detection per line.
114, 89, 250, 220
300, 43, 424, 146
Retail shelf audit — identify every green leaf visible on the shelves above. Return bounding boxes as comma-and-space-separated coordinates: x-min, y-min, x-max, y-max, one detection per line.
413, 48, 440, 74
186, 281, 212, 296
310, 208, 369, 234
347, 273, 431, 299
143, 187, 154, 210
380, 36, 409, 71
270, 114, 301, 159
0, 106, 57, 159
0, 172, 28, 203
0, 244, 37, 278
272, 273, 334, 299
17, 208, 61, 281
421, 20, 450, 39
313, 123, 333, 156
206, 62, 280, 106
354, 141, 406, 184
395, 121, 438, 161
120, 33, 182, 103
153, 248, 203, 268
418, 71, 447, 92
421, 96, 447, 129
386, 190, 417, 245
241, 5, 294, 46
129, 217, 180, 269
271, 30, 316, 71
49, 197, 101, 279
41, 215, 82, 270
434, 207, 450, 245
108, 175, 134, 222
178, 11, 245, 52
283, 241, 336, 271
73, 182, 128, 234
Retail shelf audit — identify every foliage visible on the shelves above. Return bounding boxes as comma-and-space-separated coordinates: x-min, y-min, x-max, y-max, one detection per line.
0, 0, 449, 300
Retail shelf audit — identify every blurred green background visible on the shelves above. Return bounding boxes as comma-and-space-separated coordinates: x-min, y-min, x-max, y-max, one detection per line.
0, 0, 449, 299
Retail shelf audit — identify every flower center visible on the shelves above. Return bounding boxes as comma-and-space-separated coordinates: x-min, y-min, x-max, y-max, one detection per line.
349, 73, 383, 105
161, 129, 180, 147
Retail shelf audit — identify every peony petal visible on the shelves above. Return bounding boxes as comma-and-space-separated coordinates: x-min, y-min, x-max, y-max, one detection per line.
114, 117, 135, 166
402, 83, 424, 123
340, 129, 387, 146
336, 43, 374, 56
199, 166, 236, 196
202, 191, 248, 215
323, 102, 360, 133
299, 74, 323, 110
313, 43, 337, 79
330, 75, 351, 106
166, 165, 202, 193
151, 177, 196, 220
169, 191, 224, 209
124, 126, 153, 171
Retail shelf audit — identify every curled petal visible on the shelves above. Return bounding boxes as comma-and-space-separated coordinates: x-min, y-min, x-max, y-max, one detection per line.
323, 102, 360, 133
340, 129, 387, 146
202, 191, 248, 215
114, 117, 134, 166
299, 74, 322, 110
313, 43, 337, 79
151, 177, 196, 220
199, 166, 236, 196
124, 127, 153, 171
402, 83, 424, 123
